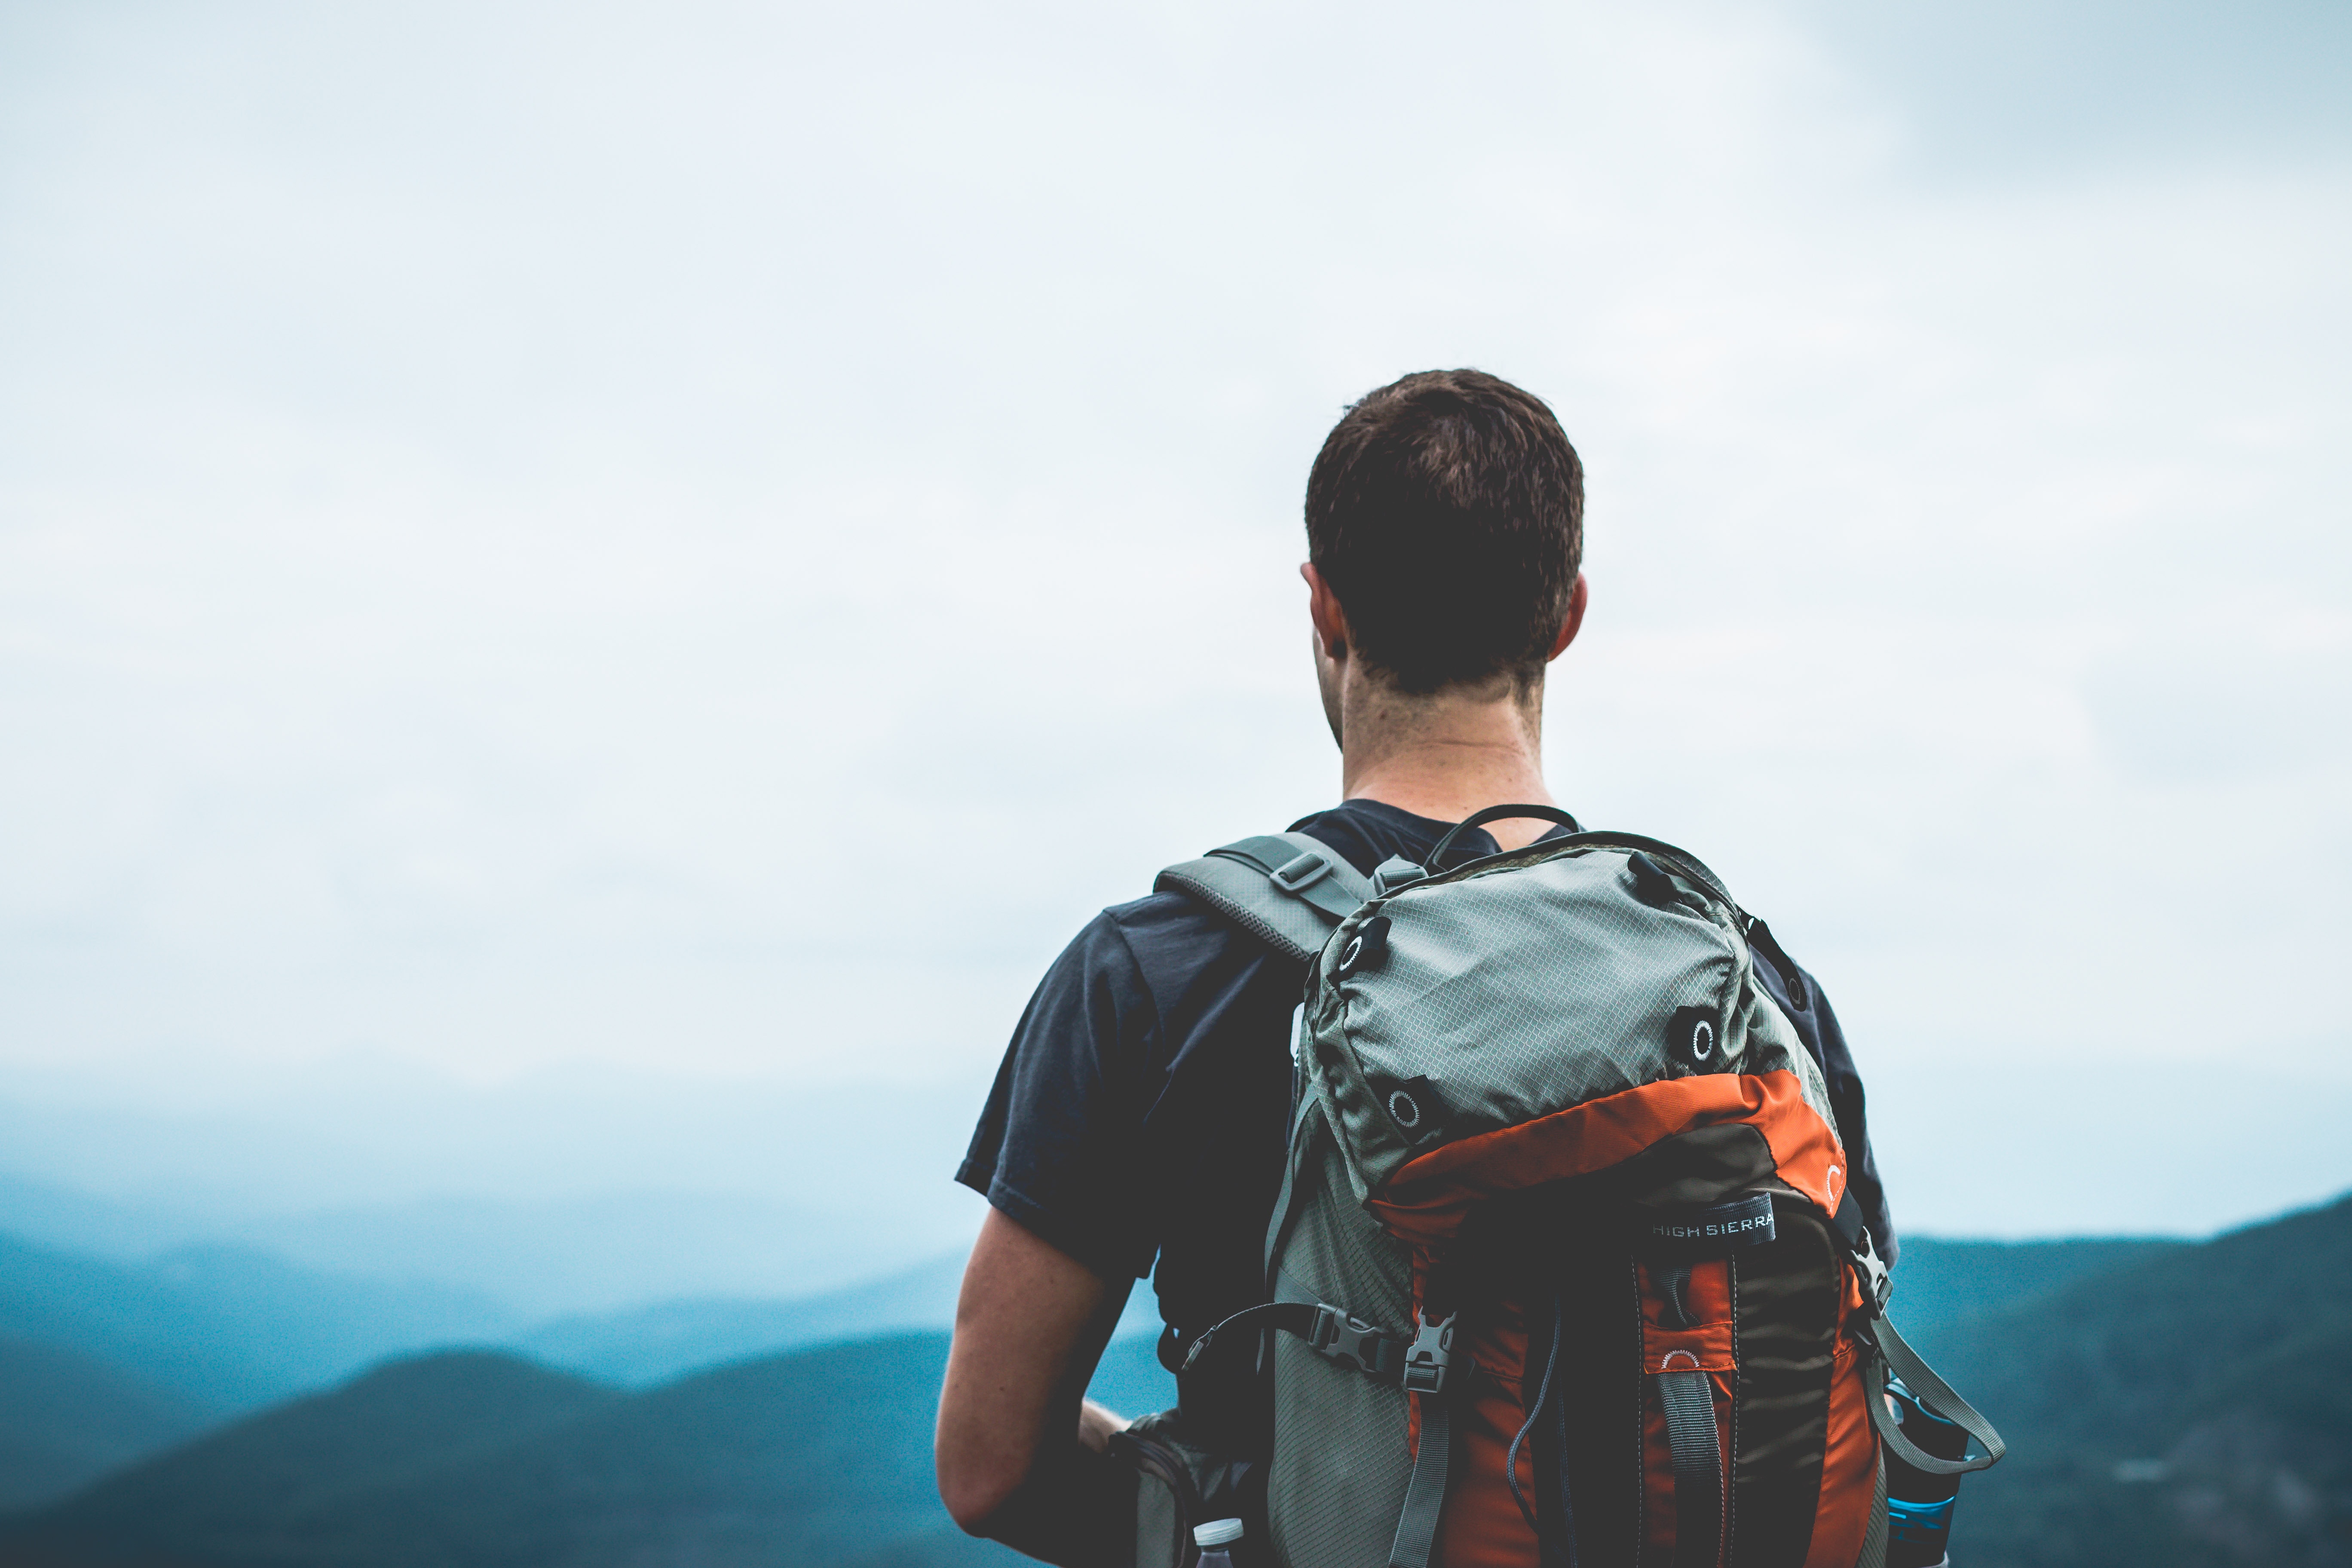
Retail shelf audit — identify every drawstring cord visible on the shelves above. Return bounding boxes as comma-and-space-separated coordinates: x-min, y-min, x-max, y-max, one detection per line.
1506, 1292, 1564, 1536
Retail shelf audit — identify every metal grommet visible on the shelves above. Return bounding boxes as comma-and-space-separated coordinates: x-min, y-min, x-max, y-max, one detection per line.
1667, 1005, 1721, 1070
1336, 915, 1390, 979
1388, 1090, 1421, 1128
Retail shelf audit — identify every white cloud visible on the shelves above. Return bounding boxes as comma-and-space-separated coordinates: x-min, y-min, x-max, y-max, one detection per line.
0, 0, 2346, 1233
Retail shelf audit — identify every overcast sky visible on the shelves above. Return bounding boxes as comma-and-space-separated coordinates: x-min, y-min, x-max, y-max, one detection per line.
1, 0, 2347, 1240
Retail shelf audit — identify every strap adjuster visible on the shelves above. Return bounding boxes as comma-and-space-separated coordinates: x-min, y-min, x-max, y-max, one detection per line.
1270, 852, 1332, 895
1307, 1303, 1399, 1378
1831, 1187, 1893, 1314
1400, 1311, 1456, 1396
1847, 1228, 1893, 1314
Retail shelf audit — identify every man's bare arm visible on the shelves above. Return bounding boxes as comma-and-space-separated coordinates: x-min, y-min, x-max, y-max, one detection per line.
937, 1207, 1137, 1556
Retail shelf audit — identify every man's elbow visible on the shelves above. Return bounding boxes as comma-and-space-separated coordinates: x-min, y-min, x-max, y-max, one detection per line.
937, 1445, 1026, 1536
940, 1421, 1139, 1564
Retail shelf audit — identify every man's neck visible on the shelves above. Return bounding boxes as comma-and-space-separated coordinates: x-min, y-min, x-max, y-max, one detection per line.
1337, 678, 1559, 850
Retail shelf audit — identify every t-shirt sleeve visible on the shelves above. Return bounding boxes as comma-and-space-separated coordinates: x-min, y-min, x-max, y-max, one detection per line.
1746, 921, 1899, 1268
1793, 973, 1898, 1268
957, 910, 1163, 1280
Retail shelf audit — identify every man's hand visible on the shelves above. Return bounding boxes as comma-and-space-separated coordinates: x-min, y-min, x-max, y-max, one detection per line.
936, 1207, 1134, 1535
1077, 1397, 1129, 1452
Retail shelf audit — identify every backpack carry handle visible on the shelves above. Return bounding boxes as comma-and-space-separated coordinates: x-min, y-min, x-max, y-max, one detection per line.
1424, 804, 1582, 872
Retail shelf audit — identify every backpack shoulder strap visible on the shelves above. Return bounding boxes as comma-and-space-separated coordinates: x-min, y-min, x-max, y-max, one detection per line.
1153, 832, 1373, 964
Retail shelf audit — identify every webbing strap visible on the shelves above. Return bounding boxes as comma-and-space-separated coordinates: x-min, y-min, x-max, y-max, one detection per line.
1386, 1392, 1452, 1568
1864, 1314, 2006, 1476
1272, 1270, 1320, 1308
1207, 833, 1373, 924
1546, 1357, 1579, 1568
1833, 1187, 2003, 1480
1158, 833, 1368, 964
1656, 1368, 1722, 1568
1262, 1095, 1320, 1287
1856, 1450, 1889, 1568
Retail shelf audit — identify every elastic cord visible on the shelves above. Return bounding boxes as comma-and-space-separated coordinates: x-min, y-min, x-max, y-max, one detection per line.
1506, 1295, 1565, 1536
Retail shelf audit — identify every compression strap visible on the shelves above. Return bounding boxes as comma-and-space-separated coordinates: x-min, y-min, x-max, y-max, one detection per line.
1387, 1389, 1453, 1568
1657, 1361, 1723, 1568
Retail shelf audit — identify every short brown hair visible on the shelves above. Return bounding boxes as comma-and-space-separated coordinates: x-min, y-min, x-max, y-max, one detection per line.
1305, 369, 1583, 695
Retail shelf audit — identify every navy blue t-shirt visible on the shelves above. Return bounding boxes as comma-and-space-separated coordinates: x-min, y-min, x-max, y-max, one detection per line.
957, 799, 1894, 1342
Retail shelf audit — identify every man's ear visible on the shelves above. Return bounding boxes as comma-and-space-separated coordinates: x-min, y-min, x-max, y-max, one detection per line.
1547, 573, 1590, 662
1302, 561, 1351, 660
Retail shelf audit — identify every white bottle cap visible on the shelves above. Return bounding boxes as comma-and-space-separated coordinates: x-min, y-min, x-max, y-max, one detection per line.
1194, 1518, 1246, 1549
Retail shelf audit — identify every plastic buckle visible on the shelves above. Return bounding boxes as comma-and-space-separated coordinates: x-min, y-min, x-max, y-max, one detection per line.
1400, 1311, 1456, 1396
1369, 857, 1427, 897
1271, 852, 1331, 895
1849, 1234, 1893, 1314
1307, 1304, 1396, 1378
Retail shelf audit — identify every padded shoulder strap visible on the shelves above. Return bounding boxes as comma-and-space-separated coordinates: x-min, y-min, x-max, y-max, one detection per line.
1154, 831, 1373, 964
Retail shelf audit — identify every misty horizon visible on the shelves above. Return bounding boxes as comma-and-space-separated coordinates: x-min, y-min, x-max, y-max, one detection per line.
4, 0, 2349, 1288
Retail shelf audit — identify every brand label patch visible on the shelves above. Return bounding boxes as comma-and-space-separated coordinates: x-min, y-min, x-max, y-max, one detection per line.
1638, 1192, 1777, 1256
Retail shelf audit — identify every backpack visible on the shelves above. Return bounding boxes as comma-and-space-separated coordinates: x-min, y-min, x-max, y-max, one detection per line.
1139, 808, 2002, 1568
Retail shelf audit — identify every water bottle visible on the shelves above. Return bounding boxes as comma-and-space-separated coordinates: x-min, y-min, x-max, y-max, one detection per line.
1884, 1375, 1969, 1568
1194, 1517, 1245, 1568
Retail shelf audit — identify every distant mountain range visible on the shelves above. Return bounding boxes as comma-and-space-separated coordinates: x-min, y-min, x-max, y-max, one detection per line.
1872, 1234, 2189, 1360
0, 1069, 995, 1314
1936, 1193, 2352, 1566
510, 1255, 1158, 1390
0, 1336, 214, 1513
0, 1220, 1151, 1509
515, 1253, 971, 1387
0, 1230, 513, 1415
3, 1189, 2347, 1565
0, 1228, 518, 1509
2, 1336, 1035, 1568
0, 1168, 967, 1318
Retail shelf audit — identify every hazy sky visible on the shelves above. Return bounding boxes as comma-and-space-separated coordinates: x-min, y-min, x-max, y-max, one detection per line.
2, 0, 2347, 1240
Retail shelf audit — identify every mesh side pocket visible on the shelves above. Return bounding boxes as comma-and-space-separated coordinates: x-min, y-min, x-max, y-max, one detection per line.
1268, 1332, 1412, 1568
1266, 1126, 1415, 1567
